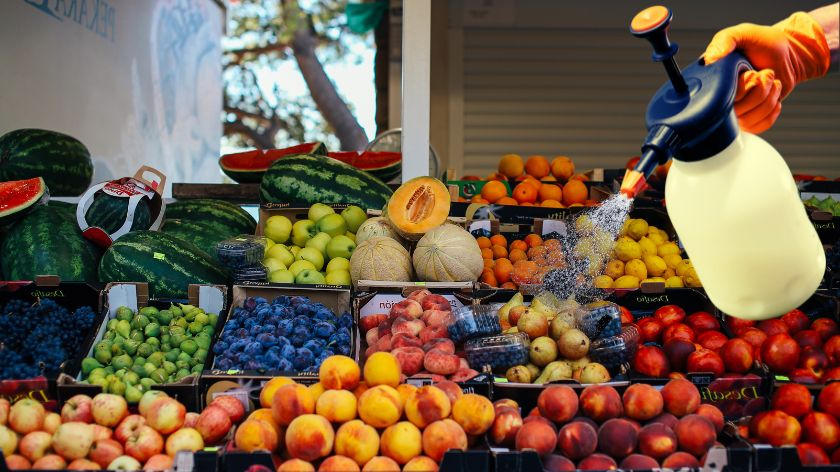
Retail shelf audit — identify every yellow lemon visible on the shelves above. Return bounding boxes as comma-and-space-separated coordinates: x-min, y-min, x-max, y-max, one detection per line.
614, 275, 640, 289
647, 231, 666, 246
627, 219, 649, 240
657, 229, 670, 242
643, 255, 667, 277
663, 253, 683, 270
675, 259, 694, 277
575, 215, 594, 234
657, 242, 681, 258
684, 268, 703, 287
616, 235, 635, 245
614, 240, 642, 262
593, 275, 613, 289
624, 259, 648, 280
639, 237, 657, 258
604, 259, 625, 279
665, 276, 684, 288
662, 268, 676, 279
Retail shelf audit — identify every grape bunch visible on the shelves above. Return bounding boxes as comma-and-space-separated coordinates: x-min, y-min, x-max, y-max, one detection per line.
0, 298, 97, 380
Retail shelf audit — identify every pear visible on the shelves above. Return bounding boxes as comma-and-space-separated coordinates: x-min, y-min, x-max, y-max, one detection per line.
498, 292, 523, 327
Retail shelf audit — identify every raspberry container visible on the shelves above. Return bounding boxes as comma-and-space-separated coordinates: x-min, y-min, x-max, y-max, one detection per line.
589, 324, 640, 369
464, 332, 529, 370
576, 301, 623, 340
447, 304, 501, 343
216, 235, 266, 268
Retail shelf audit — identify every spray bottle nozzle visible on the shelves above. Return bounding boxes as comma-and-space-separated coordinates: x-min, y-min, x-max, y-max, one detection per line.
620, 125, 680, 199
631, 6, 688, 95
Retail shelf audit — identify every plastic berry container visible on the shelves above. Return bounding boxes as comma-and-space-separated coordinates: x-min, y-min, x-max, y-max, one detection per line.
216, 235, 266, 268
464, 332, 529, 370
233, 264, 268, 283
447, 305, 501, 343
589, 324, 640, 369
576, 301, 623, 340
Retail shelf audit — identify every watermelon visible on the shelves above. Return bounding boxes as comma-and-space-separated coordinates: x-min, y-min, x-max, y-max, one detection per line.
161, 219, 234, 258
84, 193, 152, 234
219, 142, 327, 183
0, 129, 94, 196
260, 155, 393, 209
47, 200, 78, 221
1, 206, 101, 281
0, 177, 48, 225
166, 199, 257, 235
99, 230, 230, 299
328, 151, 402, 183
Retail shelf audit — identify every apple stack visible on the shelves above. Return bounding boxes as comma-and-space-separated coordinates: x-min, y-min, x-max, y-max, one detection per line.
0, 390, 243, 470
262, 204, 367, 286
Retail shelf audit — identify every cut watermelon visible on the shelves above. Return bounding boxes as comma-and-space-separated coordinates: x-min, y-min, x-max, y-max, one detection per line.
0, 177, 48, 225
219, 142, 327, 183
328, 151, 402, 183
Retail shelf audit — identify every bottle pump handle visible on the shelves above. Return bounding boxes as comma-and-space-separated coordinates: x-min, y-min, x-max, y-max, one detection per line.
630, 6, 688, 94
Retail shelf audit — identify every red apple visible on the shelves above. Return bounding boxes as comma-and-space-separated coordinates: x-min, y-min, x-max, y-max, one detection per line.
143, 454, 174, 471
18, 431, 52, 463
761, 334, 801, 374
61, 394, 94, 424
663, 323, 695, 343
663, 338, 696, 372
759, 319, 790, 337
52, 421, 95, 460
9, 398, 45, 434
138, 391, 169, 417
32, 454, 67, 469
789, 369, 821, 384
165, 428, 204, 457
798, 347, 828, 377
43, 412, 61, 434
210, 395, 246, 423
654, 305, 686, 326
89, 438, 124, 468
125, 425, 164, 463
636, 317, 665, 344
720, 338, 754, 374
91, 424, 113, 441
794, 330, 823, 349
812, 318, 840, 341
687, 349, 725, 376
0, 398, 9, 426
697, 330, 728, 352
115, 415, 146, 444
183, 412, 200, 429
145, 397, 186, 435
67, 458, 102, 470
195, 405, 233, 443
726, 316, 756, 336
91, 393, 128, 428
108, 455, 142, 470
686, 312, 720, 334
824, 336, 840, 367
826, 367, 840, 381
633, 345, 671, 378
781, 309, 809, 335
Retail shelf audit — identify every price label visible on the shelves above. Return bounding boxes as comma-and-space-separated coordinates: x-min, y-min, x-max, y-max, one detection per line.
469, 220, 491, 234
541, 219, 567, 237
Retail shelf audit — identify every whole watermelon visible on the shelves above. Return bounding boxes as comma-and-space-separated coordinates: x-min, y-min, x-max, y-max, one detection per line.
1, 206, 101, 281
161, 219, 234, 258
166, 199, 256, 235
0, 129, 94, 196
99, 230, 230, 299
85, 193, 152, 234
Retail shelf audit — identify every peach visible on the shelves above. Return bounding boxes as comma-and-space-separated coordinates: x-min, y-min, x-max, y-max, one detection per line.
449, 369, 479, 382
637, 317, 665, 344
272, 384, 315, 426
662, 452, 700, 468
749, 410, 801, 446
285, 414, 334, 462
661, 379, 700, 417
366, 329, 380, 347
577, 454, 617, 470
260, 377, 296, 408
315, 389, 358, 423
361, 314, 388, 334
542, 454, 575, 471
556, 421, 597, 461
424, 350, 460, 375
434, 381, 463, 406
818, 382, 840, 419
797, 443, 830, 466
358, 385, 403, 428
826, 336, 840, 366
619, 454, 659, 470
248, 408, 282, 437
380, 421, 422, 465
353, 381, 369, 400
697, 330, 728, 351
663, 323, 695, 343
363, 352, 402, 388
402, 456, 439, 472
537, 386, 579, 423
494, 399, 519, 412
362, 456, 401, 471
3, 455, 31, 470
638, 422, 677, 460
419, 325, 448, 344
675, 414, 716, 457
720, 338, 754, 374
654, 305, 686, 326
375, 333, 392, 352
740, 327, 768, 351
423, 419, 467, 462
622, 384, 663, 421
761, 333, 800, 374
514, 419, 556, 457
697, 404, 725, 433
408, 289, 433, 304
234, 419, 278, 452
663, 338, 696, 372
32, 454, 67, 469
687, 349, 725, 376
393, 316, 424, 338
489, 407, 522, 447
421, 294, 450, 312
378, 320, 393, 339
686, 312, 720, 334
633, 345, 670, 378
579, 385, 623, 423
771, 383, 812, 419
725, 315, 756, 335
597, 418, 638, 460
405, 386, 451, 428
802, 411, 840, 451
318, 455, 360, 472
813, 318, 840, 341
422, 338, 455, 354
759, 319, 789, 337
451, 394, 495, 435
391, 347, 424, 376
421, 310, 450, 328
319, 355, 361, 390
390, 333, 422, 350
334, 420, 379, 466
309, 382, 326, 402
396, 384, 418, 406
278, 459, 315, 472
391, 299, 423, 319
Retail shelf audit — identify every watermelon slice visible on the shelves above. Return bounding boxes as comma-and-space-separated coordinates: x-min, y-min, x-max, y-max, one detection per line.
0, 177, 49, 225
328, 151, 402, 183
219, 142, 327, 183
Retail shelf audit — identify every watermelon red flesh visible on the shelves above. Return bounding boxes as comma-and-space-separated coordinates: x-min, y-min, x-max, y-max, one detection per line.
219, 143, 328, 183
328, 151, 401, 183
0, 177, 47, 219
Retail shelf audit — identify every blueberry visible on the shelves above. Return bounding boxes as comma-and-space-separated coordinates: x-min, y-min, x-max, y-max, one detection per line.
292, 347, 314, 370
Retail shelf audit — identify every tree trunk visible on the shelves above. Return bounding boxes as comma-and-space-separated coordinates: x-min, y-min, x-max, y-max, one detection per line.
291, 27, 368, 151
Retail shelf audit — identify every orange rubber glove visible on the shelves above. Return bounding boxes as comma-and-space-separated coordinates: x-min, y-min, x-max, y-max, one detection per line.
704, 12, 831, 133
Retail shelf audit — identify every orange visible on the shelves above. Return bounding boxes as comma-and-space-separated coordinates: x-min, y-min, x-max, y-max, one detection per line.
584, 199, 600, 207
511, 260, 538, 285
483, 258, 495, 270
509, 248, 528, 263
541, 175, 558, 182
470, 195, 489, 204
527, 245, 547, 261
510, 240, 528, 252
491, 245, 508, 259
569, 203, 584, 207
480, 269, 498, 287
457, 197, 467, 202
562, 180, 587, 206
480, 247, 493, 259
524, 234, 543, 248
480, 180, 507, 203
524, 155, 550, 179
476, 237, 491, 249
490, 234, 507, 247
517, 175, 542, 190
521, 202, 534, 206
494, 258, 513, 284
498, 154, 524, 178
496, 197, 518, 206
570, 174, 590, 182
501, 282, 518, 290
486, 172, 508, 181
550, 156, 575, 181
541, 199, 563, 208
538, 184, 562, 202
513, 183, 538, 204
543, 238, 562, 251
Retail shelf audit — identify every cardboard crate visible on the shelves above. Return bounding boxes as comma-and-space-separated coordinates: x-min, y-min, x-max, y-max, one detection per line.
198, 283, 355, 411
0, 277, 104, 410
57, 283, 228, 411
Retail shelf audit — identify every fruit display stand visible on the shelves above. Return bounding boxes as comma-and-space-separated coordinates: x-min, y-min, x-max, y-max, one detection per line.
198, 283, 356, 410
0, 276, 104, 410
56, 282, 228, 411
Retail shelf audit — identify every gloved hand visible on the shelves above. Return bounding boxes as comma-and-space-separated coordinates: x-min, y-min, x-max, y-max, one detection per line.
704, 12, 831, 133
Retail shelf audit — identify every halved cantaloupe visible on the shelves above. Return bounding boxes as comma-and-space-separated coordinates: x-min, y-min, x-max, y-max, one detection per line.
385, 176, 450, 241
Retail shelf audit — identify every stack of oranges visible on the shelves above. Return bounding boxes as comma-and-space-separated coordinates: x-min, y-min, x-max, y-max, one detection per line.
472, 154, 595, 208
477, 233, 566, 289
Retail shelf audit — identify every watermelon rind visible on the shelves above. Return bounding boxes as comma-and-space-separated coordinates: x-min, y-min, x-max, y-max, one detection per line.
165, 199, 257, 236
219, 142, 328, 184
328, 151, 402, 183
0, 177, 49, 225
0, 128, 94, 196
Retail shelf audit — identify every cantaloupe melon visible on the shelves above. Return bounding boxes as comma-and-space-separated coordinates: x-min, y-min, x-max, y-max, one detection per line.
412, 224, 483, 282
355, 217, 402, 245
350, 236, 413, 285
385, 176, 450, 241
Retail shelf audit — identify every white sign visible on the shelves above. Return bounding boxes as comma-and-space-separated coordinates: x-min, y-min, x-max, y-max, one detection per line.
360, 293, 465, 318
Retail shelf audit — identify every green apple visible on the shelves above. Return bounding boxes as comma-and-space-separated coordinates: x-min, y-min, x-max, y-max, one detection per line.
345, 231, 356, 243
341, 205, 367, 233
290, 246, 301, 257
264, 215, 293, 244
315, 213, 347, 238
265, 244, 295, 267
326, 235, 356, 260
291, 219, 317, 247
264, 238, 275, 255
305, 232, 332, 255
326, 257, 350, 273
296, 247, 325, 271
325, 270, 351, 286
289, 260, 316, 277
269, 269, 296, 283
263, 257, 287, 274
308, 203, 335, 223
295, 269, 327, 285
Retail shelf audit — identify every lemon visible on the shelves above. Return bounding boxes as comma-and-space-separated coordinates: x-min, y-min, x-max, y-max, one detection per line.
663, 268, 676, 279
614, 275, 640, 289
616, 235, 635, 245
625, 259, 648, 280
684, 268, 703, 287
657, 229, 670, 242
643, 277, 666, 283
614, 240, 642, 262
675, 259, 694, 277
592, 231, 615, 255
593, 275, 613, 289
663, 253, 683, 270
575, 215, 594, 234
665, 276, 685, 288
643, 255, 667, 277
620, 218, 631, 236
657, 242, 681, 258
604, 259, 625, 279
648, 231, 666, 246
627, 219, 649, 240
647, 225, 660, 236
639, 237, 657, 257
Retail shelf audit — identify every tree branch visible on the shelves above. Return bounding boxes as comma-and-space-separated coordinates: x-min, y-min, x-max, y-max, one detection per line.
225, 43, 290, 64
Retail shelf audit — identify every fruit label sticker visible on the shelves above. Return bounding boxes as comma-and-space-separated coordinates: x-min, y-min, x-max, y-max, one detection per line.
359, 293, 464, 318
101, 180, 154, 198
153, 252, 166, 261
